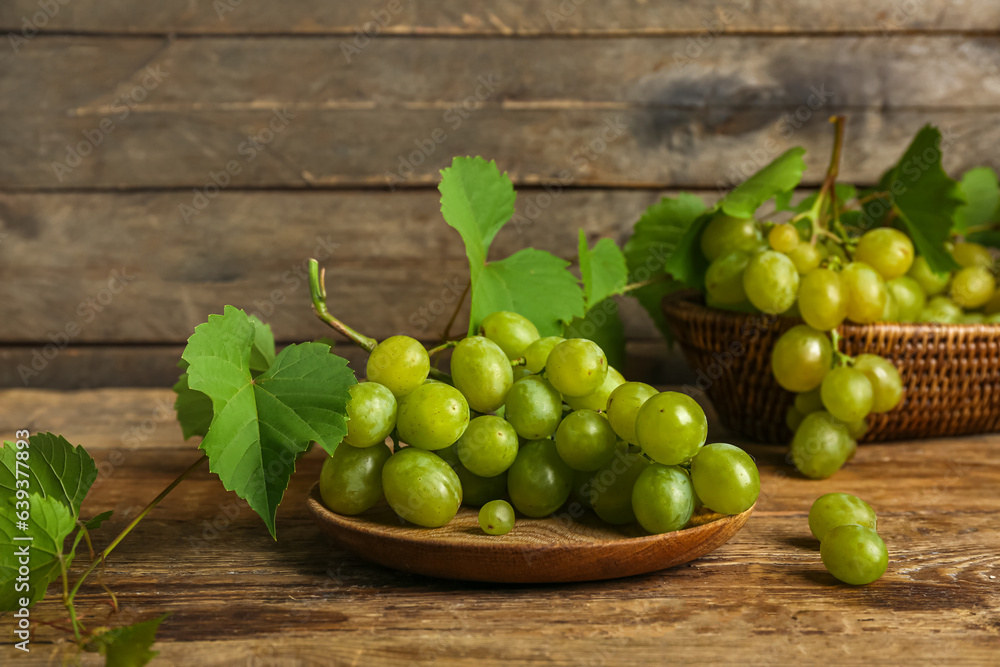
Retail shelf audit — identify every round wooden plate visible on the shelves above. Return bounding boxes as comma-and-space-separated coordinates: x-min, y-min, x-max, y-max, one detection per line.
307, 483, 754, 583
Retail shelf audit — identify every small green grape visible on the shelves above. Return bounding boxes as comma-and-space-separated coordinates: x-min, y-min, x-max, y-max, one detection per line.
855, 228, 914, 280
952, 242, 994, 269
743, 250, 800, 314
798, 268, 848, 331
786, 243, 822, 274
809, 492, 877, 541
950, 266, 996, 309
343, 381, 397, 448
786, 405, 805, 431
554, 409, 618, 471
478, 499, 515, 535
689, 443, 760, 515
705, 250, 751, 305
919, 295, 963, 323
565, 366, 625, 412
631, 464, 695, 534
606, 381, 658, 445
319, 443, 391, 515
841, 262, 888, 324
634, 392, 708, 465
382, 447, 463, 527
820, 524, 888, 585
544, 338, 608, 398
450, 336, 513, 413
480, 311, 540, 360
820, 367, 874, 423
794, 388, 825, 415
907, 256, 950, 296
507, 439, 574, 517
768, 224, 801, 253
591, 451, 651, 525
771, 325, 833, 393
396, 381, 470, 451
790, 411, 854, 480
852, 354, 904, 413
524, 336, 565, 374
455, 415, 519, 477
366, 335, 430, 398
887, 276, 927, 322
700, 214, 762, 261
503, 375, 563, 440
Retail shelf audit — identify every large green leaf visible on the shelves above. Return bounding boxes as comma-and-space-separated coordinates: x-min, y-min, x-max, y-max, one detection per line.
578, 230, 628, 309
720, 148, 807, 218
0, 494, 75, 610
182, 306, 356, 537
248, 315, 277, 375
624, 193, 707, 334
882, 126, 963, 273
954, 167, 999, 234
439, 156, 516, 269
95, 614, 169, 667
471, 248, 585, 337
172, 373, 214, 440
0, 433, 97, 518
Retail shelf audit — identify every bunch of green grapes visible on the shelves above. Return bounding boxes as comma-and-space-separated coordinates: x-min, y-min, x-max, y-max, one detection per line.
320, 311, 761, 536
701, 210, 999, 478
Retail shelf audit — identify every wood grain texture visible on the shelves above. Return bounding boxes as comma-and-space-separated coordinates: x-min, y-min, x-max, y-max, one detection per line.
2, 1, 997, 35
3, 36, 1000, 188
0, 388, 996, 665
307, 487, 754, 583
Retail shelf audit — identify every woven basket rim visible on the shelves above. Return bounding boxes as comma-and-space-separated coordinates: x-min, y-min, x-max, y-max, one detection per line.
662, 290, 1000, 338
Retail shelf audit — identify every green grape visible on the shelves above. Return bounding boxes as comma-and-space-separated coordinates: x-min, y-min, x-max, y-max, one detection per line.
700, 214, 762, 261
565, 366, 625, 412
591, 451, 651, 525
952, 242, 994, 269
841, 262, 888, 324
631, 464, 695, 534
795, 388, 825, 415
570, 467, 599, 509
382, 447, 463, 527
554, 409, 618, 471
820, 367, 874, 423
844, 417, 868, 440
705, 250, 750, 305
771, 325, 833, 393
820, 524, 888, 585
798, 268, 848, 331
512, 366, 533, 381
606, 381, 658, 445
790, 411, 854, 479
454, 465, 507, 507
450, 336, 514, 413
907, 256, 950, 296
545, 338, 608, 397
507, 439, 574, 517
852, 354, 903, 413
886, 276, 927, 322
786, 405, 805, 431
809, 492, 877, 541
480, 311, 540, 360
919, 296, 962, 323
343, 381, 397, 448
690, 443, 760, 515
635, 391, 708, 465
319, 443, 391, 515
950, 266, 996, 309
786, 243, 822, 275
396, 381, 470, 451
478, 499, 515, 535
504, 375, 563, 439
855, 228, 914, 280
454, 415, 519, 477
881, 290, 900, 322
768, 224, 801, 253
366, 335, 430, 398
743, 250, 801, 314
524, 336, 565, 373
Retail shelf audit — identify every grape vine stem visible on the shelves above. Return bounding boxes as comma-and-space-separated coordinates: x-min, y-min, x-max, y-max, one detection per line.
308, 259, 379, 352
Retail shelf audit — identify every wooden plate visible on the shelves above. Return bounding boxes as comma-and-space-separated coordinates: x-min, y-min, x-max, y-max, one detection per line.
307, 483, 754, 583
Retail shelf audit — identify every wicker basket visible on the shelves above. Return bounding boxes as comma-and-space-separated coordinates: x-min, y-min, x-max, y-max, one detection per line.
662, 291, 1000, 443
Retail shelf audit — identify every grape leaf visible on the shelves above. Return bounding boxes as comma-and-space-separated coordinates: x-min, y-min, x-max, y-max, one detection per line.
172, 373, 214, 440
0, 433, 97, 518
720, 148, 807, 218
0, 494, 75, 610
954, 167, 999, 234
578, 230, 628, 309
248, 315, 277, 375
624, 194, 708, 334
880, 126, 963, 273
563, 299, 626, 370
439, 156, 517, 269
182, 306, 355, 537
471, 248, 585, 337
82, 509, 114, 531
782, 184, 858, 215
95, 614, 169, 667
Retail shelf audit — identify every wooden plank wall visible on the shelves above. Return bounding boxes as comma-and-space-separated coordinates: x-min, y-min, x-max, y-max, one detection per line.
2, 2, 1000, 388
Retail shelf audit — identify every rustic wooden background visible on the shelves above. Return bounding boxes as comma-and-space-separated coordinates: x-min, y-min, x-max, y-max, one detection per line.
3, 1, 1000, 388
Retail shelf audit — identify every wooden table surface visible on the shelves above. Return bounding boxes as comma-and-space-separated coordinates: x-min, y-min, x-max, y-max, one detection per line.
2, 388, 998, 666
